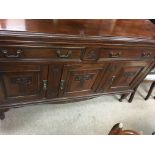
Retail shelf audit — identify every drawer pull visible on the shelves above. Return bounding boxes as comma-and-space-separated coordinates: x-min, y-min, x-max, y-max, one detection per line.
1, 49, 23, 58
56, 50, 72, 58
142, 52, 152, 58
109, 51, 121, 58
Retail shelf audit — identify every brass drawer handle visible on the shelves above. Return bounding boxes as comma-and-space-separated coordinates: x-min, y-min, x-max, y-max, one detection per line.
142, 51, 152, 58
1, 49, 23, 58
56, 50, 72, 58
109, 51, 121, 58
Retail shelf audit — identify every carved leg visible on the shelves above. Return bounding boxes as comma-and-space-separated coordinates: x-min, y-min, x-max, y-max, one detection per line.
128, 86, 139, 103
0, 109, 9, 120
0, 112, 5, 120
145, 81, 155, 100
119, 93, 129, 102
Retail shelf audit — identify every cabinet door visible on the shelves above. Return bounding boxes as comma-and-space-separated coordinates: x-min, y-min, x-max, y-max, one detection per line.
0, 64, 48, 104
59, 64, 107, 97
97, 61, 152, 93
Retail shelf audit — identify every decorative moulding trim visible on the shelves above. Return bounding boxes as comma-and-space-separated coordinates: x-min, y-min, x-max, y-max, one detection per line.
1, 30, 155, 45
0, 89, 133, 109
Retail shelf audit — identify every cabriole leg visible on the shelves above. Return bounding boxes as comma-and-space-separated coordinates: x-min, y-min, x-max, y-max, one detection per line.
128, 86, 139, 103
0, 112, 5, 120
145, 81, 155, 100
0, 109, 9, 120
119, 93, 129, 102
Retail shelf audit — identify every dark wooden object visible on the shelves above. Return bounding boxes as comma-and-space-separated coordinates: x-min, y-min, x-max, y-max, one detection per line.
145, 81, 155, 100
108, 123, 140, 135
128, 71, 155, 102
128, 85, 139, 103
0, 108, 9, 120
0, 19, 155, 119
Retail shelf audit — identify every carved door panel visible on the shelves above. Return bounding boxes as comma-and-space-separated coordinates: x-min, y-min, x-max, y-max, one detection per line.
99, 61, 152, 92
0, 64, 48, 104
59, 64, 107, 97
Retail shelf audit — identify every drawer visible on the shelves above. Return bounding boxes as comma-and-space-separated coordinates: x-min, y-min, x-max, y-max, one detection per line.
0, 47, 83, 60
99, 48, 155, 60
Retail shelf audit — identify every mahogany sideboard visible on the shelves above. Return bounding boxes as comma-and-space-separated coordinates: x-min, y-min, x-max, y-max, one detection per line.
0, 19, 155, 120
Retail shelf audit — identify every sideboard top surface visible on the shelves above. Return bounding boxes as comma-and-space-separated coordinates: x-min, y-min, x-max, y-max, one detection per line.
0, 19, 155, 38
1, 19, 155, 47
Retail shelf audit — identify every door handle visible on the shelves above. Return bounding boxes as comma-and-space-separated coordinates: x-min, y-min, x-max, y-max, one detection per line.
43, 80, 48, 91
110, 76, 116, 85
60, 80, 65, 90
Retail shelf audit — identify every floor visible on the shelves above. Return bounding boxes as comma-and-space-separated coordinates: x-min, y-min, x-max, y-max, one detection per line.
0, 82, 155, 135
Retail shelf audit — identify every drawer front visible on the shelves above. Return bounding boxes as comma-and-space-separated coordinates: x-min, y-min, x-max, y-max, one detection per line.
99, 48, 155, 60
0, 47, 83, 60
1, 47, 154, 61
